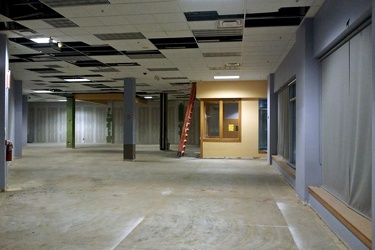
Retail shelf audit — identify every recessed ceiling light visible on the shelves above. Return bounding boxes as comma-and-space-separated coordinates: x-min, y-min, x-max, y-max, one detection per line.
214, 76, 240, 80
30, 37, 57, 44
64, 78, 90, 82
144, 96, 153, 99
58, 99, 67, 102
33, 90, 53, 93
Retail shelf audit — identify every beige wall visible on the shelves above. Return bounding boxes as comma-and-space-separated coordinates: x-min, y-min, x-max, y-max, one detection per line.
198, 80, 267, 158
197, 80, 267, 99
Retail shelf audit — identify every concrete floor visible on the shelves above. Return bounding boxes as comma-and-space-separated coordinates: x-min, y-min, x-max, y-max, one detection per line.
0, 144, 347, 250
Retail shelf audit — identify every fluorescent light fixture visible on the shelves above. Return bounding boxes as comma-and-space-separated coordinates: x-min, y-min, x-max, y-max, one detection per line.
58, 99, 67, 102
64, 78, 90, 82
33, 90, 53, 93
214, 75, 240, 80
144, 96, 153, 99
30, 37, 57, 44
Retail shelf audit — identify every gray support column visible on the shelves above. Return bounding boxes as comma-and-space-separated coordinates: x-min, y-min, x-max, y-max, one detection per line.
0, 34, 9, 191
14, 80, 23, 158
295, 19, 322, 201
66, 97, 75, 148
160, 92, 168, 150
267, 74, 277, 164
22, 95, 28, 147
372, 0, 375, 247
123, 78, 136, 160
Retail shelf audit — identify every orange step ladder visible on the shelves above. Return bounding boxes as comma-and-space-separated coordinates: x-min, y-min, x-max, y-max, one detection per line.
177, 82, 196, 157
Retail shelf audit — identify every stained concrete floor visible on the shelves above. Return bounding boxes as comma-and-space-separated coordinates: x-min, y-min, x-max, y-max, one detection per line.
0, 144, 347, 250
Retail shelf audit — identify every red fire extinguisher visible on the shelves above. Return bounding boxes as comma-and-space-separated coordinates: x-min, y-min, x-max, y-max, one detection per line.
5, 140, 13, 161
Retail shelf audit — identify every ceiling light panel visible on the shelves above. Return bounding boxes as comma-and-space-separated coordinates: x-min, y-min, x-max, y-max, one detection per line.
94, 32, 146, 40
41, 0, 110, 8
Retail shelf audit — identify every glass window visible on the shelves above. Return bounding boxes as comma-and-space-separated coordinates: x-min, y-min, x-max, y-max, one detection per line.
258, 99, 267, 152
202, 99, 241, 142
204, 102, 220, 138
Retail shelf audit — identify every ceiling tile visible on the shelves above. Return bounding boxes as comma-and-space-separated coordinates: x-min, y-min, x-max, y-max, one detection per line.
127, 15, 158, 24
161, 23, 190, 32
135, 24, 164, 33
82, 5, 122, 16
70, 17, 104, 27
54, 7, 92, 18
115, 3, 150, 15
153, 13, 186, 23
96, 16, 130, 26
145, 2, 182, 13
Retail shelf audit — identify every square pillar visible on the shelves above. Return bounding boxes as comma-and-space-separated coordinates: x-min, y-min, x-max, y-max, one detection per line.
123, 78, 136, 160
66, 97, 75, 148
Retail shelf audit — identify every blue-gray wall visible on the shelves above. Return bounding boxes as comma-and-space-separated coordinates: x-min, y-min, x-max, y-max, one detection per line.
272, 0, 372, 248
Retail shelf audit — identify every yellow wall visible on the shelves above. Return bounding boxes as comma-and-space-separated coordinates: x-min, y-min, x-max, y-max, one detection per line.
197, 80, 267, 99
198, 80, 268, 158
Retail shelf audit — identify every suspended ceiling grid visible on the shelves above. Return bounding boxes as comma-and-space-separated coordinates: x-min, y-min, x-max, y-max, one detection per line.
0, 0, 325, 101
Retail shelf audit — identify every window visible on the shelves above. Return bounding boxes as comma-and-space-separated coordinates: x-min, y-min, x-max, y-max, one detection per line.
289, 83, 296, 165
201, 99, 241, 142
277, 79, 296, 168
258, 99, 267, 152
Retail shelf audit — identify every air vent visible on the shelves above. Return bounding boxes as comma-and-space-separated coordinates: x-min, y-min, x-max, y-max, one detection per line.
209, 66, 241, 70
203, 52, 242, 57
217, 20, 243, 28
41, 0, 110, 7
161, 77, 188, 80
43, 18, 78, 28
91, 68, 119, 73
94, 32, 146, 40
147, 68, 179, 72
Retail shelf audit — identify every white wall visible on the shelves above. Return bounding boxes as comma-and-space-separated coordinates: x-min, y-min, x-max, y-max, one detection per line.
28, 100, 200, 145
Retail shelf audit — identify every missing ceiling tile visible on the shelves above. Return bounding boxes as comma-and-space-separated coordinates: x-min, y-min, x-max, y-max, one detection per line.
41, 0, 110, 7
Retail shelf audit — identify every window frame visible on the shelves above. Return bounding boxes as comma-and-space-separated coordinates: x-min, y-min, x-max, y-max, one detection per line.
200, 99, 241, 142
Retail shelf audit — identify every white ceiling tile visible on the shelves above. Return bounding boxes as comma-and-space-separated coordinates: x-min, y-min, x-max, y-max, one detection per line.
58, 27, 91, 36
178, 0, 214, 12
84, 26, 112, 34
108, 25, 138, 33
123, 40, 157, 50
187, 21, 217, 30
142, 31, 168, 39
17, 20, 54, 29
145, 2, 182, 13
54, 7, 92, 18
166, 31, 193, 37
115, 3, 150, 15
153, 13, 186, 23
161, 22, 190, 31
127, 15, 158, 24
135, 24, 164, 32
34, 29, 66, 37
82, 5, 123, 16
71, 35, 104, 45
96, 16, 131, 26
70, 17, 104, 27
0, 14, 12, 22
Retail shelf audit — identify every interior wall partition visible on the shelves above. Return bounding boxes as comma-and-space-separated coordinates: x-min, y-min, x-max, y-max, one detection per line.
321, 25, 372, 218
